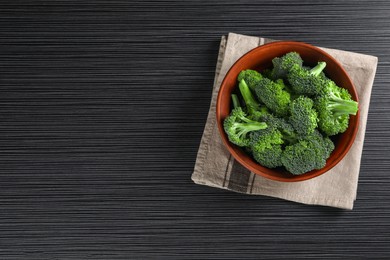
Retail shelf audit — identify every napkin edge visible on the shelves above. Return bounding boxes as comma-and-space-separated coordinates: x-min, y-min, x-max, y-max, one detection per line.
192, 36, 228, 184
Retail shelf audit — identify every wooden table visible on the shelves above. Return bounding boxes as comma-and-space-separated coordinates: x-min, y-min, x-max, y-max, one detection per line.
0, 1, 389, 258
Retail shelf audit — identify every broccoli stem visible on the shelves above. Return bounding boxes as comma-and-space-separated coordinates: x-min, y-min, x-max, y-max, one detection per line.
233, 121, 268, 141
235, 112, 268, 133
237, 113, 266, 126
326, 91, 358, 116
327, 98, 358, 116
238, 79, 260, 114
281, 131, 298, 145
235, 122, 267, 136
231, 94, 241, 109
310, 61, 326, 77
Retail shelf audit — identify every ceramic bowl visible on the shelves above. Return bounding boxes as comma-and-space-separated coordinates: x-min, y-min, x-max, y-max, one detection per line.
216, 41, 359, 182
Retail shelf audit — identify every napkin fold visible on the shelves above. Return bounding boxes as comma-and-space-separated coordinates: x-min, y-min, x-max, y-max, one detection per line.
192, 33, 378, 210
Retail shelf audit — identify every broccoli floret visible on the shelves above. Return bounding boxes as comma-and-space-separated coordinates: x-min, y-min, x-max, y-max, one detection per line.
249, 106, 270, 122
315, 80, 358, 136
261, 68, 274, 80
323, 136, 335, 158
238, 79, 269, 121
253, 144, 284, 169
250, 127, 284, 153
248, 115, 302, 169
271, 52, 303, 79
287, 61, 327, 96
223, 98, 268, 147
260, 113, 298, 144
301, 65, 329, 81
281, 140, 324, 175
309, 130, 335, 159
237, 69, 263, 91
275, 78, 299, 101
249, 127, 284, 168
254, 78, 291, 117
281, 130, 335, 175
289, 96, 318, 135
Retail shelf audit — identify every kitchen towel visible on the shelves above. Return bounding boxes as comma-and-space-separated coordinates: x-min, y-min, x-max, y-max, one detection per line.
191, 33, 378, 210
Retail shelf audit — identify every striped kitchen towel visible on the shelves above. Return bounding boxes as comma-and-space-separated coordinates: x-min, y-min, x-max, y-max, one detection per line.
192, 33, 378, 210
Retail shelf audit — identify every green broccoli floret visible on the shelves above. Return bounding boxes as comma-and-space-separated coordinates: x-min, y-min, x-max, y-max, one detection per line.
277, 79, 299, 101
315, 80, 358, 136
254, 78, 291, 117
253, 144, 284, 169
249, 127, 284, 168
271, 52, 303, 80
248, 106, 270, 122
223, 97, 268, 147
309, 130, 335, 159
281, 140, 323, 175
248, 115, 302, 169
260, 113, 298, 145
301, 65, 329, 82
281, 130, 335, 175
289, 96, 318, 135
238, 79, 269, 121
237, 69, 263, 91
261, 68, 274, 80
250, 127, 284, 153
287, 61, 327, 96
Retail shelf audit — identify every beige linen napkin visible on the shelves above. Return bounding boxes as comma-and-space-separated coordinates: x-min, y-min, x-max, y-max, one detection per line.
192, 33, 378, 210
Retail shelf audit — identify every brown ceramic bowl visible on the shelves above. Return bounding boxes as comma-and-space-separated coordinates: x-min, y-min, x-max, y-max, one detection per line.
216, 41, 359, 182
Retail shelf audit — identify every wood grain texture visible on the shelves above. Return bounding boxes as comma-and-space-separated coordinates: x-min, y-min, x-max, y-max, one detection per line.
0, 0, 389, 259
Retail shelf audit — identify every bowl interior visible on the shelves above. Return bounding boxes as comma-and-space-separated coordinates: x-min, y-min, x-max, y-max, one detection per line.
217, 41, 359, 182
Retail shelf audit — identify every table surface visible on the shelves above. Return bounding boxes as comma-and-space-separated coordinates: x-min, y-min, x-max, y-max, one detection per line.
1, 1, 390, 259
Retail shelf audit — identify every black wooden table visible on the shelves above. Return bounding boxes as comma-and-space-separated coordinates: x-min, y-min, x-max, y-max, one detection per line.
1, 1, 389, 259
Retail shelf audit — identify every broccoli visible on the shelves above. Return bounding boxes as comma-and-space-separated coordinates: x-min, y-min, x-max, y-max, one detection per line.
281, 140, 323, 175
254, 77, 291, 117
271, 52, 303, 80
225, 52, 356, 176
289, 96, 318, 135
301, 65, 329, 81
253, 144, 284, 169
281, 130, 335, 175
287, 61, 327, 96
231, 93, 241, 109
249, 127, 284, 168
250, 127, 284, 153
223, 96, 268, 147
275, 78, 294, 95
237, 69, 263, 91
260, 113, 298, 144
310, 130, 335, 159
248, 115, 301, 168
261, 68, 274, 80
315, 80, 358, 136
238, 79, 269, 121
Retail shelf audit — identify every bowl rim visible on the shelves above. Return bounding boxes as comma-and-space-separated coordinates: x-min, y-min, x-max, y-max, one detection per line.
216, 40, 360, 182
